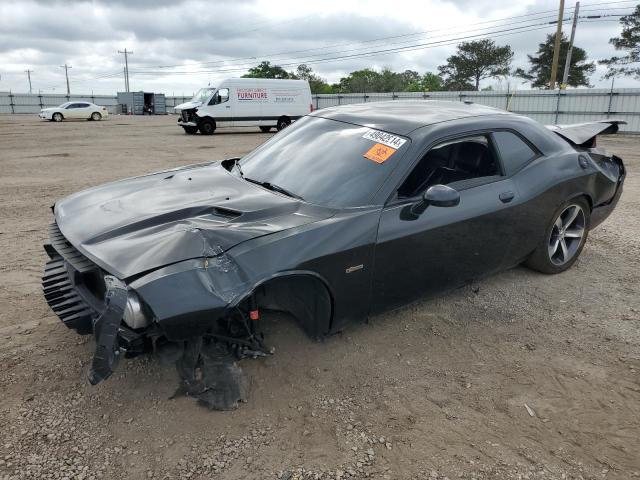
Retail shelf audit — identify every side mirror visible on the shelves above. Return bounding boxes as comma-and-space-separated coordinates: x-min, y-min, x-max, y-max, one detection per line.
410, 184, 460, 216
423, 184, 460, 207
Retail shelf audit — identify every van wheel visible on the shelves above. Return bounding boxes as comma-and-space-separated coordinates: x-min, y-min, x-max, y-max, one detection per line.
276, 117, 291, 131
183, 126, 199, 135
259, 126, 272, 133
199, 119, 216, 135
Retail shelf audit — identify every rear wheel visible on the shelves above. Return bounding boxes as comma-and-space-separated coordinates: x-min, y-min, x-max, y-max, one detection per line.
52, 113, 63, 122
183, 126, 199, 135
525, 197, 590, 274
91, 112, 102, 121
259, 126, 272, 133
199, 118, 216, 135
276, 117, 291, 131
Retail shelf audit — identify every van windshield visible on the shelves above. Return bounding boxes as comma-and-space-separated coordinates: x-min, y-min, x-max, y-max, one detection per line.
191, 88, 215, 103
237, 116, 410, 208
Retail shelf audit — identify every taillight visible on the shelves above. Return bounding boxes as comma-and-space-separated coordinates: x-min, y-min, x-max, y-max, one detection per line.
310, 103, 314, 112
102, 107, 106, 111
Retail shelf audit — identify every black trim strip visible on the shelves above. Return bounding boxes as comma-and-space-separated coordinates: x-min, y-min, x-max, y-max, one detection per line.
199, 116, 303, 122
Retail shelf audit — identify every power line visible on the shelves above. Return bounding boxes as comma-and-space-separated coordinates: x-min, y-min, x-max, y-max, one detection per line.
128, 16, 603, 77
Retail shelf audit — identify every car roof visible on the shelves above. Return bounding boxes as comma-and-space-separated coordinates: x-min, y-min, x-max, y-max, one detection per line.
310, 100, 511, 135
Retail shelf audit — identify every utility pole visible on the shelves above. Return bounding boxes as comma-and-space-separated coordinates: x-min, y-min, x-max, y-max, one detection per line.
25, 69, 33, 94
118, 48, 133, 92
549, 0, 565, 90
561, 2, 580, 88
60, 64, 72, 95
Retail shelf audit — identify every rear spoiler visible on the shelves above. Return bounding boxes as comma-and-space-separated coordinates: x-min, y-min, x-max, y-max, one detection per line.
546, 119, 626, 148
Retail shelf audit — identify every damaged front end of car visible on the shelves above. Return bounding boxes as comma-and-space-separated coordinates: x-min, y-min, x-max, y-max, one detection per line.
42, 221, 270, 410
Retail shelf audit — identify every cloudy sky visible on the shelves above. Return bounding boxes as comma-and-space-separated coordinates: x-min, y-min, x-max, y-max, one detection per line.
0, 0, 637, 95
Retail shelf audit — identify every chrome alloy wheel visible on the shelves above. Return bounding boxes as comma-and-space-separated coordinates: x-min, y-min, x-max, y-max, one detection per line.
548, 204, 586, 266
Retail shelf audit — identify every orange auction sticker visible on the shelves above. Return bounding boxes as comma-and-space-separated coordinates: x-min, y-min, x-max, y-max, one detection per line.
363, 143, 396, 163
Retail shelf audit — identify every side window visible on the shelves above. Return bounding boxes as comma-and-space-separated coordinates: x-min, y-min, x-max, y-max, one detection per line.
78, 103, 90, 108
398, 135, 502, 198
65, 103, 78, 109
209, 88, 230, 105
492, 131, 538, 176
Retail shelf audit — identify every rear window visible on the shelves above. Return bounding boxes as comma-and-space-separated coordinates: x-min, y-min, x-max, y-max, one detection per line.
492, 131, 538, 176
238, 116, 410, 208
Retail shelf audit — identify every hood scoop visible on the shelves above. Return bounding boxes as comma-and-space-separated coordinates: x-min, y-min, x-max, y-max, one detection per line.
83, 206, 241, 246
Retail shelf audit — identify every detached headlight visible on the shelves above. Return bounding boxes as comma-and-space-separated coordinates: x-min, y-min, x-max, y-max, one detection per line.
123, 291, 149, 329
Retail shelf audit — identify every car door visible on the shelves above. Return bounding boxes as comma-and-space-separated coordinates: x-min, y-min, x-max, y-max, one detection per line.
64, 103, 82, 119
76, 102, 92, 118
371, 133, 520, 313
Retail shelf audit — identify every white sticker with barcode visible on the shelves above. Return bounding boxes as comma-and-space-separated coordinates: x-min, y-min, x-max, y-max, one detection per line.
362, 129, 407, 149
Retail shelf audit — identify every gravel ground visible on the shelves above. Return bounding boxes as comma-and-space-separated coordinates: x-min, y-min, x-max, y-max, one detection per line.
0, 114, 639, 480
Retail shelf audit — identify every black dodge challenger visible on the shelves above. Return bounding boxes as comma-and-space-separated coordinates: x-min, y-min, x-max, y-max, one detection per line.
42, 101, 625, 408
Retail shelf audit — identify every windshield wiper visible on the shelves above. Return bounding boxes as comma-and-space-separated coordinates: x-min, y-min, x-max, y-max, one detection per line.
244, 177, 304, 201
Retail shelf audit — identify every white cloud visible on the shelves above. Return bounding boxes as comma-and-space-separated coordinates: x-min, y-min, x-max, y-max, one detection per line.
0, 0, 636, 94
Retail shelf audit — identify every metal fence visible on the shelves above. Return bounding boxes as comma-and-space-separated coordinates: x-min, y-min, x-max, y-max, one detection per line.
3, 88, 640, 132
312, 89, 640, 133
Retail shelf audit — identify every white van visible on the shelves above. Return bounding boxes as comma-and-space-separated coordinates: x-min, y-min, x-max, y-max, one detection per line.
177, 78, 313, 135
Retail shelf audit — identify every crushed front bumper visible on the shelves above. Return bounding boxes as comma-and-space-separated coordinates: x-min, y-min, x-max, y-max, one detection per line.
42, 222, 144, 384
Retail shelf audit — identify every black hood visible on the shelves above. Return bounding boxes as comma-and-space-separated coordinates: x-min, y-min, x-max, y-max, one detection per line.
54, 162, 334, 279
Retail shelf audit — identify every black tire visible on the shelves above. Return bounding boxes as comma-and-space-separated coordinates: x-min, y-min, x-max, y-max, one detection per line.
525, 197, 590, 274
52, 113, 63, 122
91, 112, 102, 121
199, 118, 216, 135
183, 126, 199, 135
259, 126, 272, 133
276, 117, 291, 131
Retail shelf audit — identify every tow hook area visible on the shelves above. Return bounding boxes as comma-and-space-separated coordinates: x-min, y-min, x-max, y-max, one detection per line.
89, 276, 127, 385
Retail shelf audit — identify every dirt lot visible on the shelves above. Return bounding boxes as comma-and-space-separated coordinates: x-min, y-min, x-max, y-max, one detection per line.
0, 115, 639, 480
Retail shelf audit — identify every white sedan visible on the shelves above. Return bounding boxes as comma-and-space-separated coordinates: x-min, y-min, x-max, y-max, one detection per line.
39, 102, 109, 122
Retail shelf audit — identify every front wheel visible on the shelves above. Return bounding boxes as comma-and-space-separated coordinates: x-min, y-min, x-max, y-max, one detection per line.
91, 112, 102, 121
525, 197, 590, 274
183, 126, 199, 135
199, 119, 216, 135
52, 113, 63, 122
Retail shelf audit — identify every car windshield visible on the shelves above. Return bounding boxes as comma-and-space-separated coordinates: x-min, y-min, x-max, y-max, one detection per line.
238, 116, 410, 208
191, 88, 215, 103
59, 102, 72, 108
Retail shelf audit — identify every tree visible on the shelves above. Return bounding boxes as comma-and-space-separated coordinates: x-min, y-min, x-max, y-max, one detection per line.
293, 64, 333, 94
242, 61, 292, 79
600, 5, 640, 79
336, 69, 381, 92
438, 39, 513, 90
515, 33, 595, 88
405, 72, 444, 92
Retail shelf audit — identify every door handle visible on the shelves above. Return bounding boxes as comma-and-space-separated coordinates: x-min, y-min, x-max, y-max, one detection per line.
499, 191, 515, 203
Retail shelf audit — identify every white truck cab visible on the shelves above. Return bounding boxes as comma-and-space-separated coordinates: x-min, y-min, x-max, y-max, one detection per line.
174, 88, 216, 115
176, 78, 313, 135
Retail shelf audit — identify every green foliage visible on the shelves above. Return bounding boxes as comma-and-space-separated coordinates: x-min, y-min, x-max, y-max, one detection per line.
515, 33, 595, 88
600, 5, 640, 79
334, 68, 444, 93
241, 61, 292, 79
292, 64, 334, 94
438, 40, 513, 91
241, 62, 333, 93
